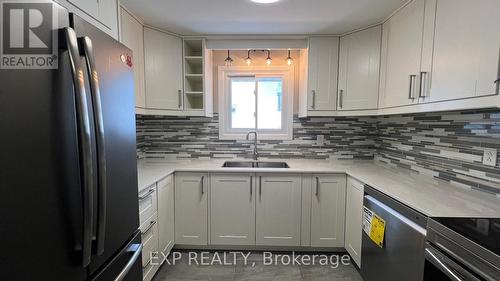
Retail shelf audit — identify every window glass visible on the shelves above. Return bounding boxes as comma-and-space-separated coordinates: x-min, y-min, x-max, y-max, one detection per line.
257, 78, 283, 130
230, 78, 256, 129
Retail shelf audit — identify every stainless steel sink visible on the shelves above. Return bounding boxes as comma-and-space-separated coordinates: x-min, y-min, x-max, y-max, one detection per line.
222, 161, 254, 168
222, 161, 289, 168
254, 162, 290, 168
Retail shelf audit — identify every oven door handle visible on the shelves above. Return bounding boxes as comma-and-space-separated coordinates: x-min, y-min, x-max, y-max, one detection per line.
425, 245, 480, 281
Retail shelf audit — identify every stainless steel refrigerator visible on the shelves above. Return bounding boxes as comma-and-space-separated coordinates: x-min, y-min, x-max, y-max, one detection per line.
1, 2, 141, 281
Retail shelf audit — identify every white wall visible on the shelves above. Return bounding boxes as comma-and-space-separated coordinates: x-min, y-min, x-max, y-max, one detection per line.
212, 50, 302, 113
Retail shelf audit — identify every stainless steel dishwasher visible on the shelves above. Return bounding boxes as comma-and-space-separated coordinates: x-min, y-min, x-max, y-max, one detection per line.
361, 185, 428, 281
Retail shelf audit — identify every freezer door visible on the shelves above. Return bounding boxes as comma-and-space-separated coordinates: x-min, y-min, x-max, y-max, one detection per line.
0, 3, 89, 281
361, 193, 427, 281
70, 14, 140, 274
90, 231, 143, 281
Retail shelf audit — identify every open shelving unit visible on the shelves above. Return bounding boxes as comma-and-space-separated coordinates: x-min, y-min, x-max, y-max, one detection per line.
183, 39, 205, 111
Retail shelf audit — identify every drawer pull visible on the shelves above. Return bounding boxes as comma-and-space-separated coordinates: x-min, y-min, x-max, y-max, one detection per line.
141, 220, 156, 235
139, 189, 155, 200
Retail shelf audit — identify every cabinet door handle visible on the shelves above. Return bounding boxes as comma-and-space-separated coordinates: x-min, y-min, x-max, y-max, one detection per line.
408, 75, 417, 100
311, 90, 316, 109
259, 176, 262, 197
338, 89, 344, 109
201, 176, 205, 194
315, 177, 320, 196
419, 72, 428, 98
250, 176, 253, 196
178, 90, 183, 109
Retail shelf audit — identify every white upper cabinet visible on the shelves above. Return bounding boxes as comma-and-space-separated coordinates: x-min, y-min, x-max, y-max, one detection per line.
379, 0, 425, 108
256, 174, 302, 247
68, 0, 98, 18
427, 0, 500, 102
310, 174, 346, 248
144, 27, 184, 111
119, 7, 146, 110
60, 0, 119, 39
307, 37, 339, 112
210, 173, 255, 245
338, 26, 381, 111
97, 0, 118, 32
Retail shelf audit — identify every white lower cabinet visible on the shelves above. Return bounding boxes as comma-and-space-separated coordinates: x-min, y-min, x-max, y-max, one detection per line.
174, 173, 208, 245
310, 174, 347, 248
143, 171, 350, 254
138, 186, 159, 281
210, 173, 255, 245
141, 212, 159, 281
157, 175, 175, 258
345, 177, 365, 267
256, 174, 302, 247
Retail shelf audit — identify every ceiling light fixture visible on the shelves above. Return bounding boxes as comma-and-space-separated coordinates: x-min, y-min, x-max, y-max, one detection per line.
286, 49, 293, 66
266, 50, 272, 65
245, 50, 252, 65
244, 50, 274, 66
251, 0, 281, 4
224, 50, 233, 66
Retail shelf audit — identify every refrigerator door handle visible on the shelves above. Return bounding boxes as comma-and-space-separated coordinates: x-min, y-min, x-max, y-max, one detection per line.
113, 244, 143, 281
62, 27, 94, 267
80, 36, 107, 256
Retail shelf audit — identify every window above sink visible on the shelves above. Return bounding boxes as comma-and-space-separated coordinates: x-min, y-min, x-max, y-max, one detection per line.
218, 66, 294, 140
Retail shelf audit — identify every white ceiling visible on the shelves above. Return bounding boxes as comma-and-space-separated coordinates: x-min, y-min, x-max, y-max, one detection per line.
121, 0, 407, 35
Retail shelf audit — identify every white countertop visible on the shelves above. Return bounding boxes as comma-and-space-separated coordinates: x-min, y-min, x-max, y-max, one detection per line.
137, 158, 500, 218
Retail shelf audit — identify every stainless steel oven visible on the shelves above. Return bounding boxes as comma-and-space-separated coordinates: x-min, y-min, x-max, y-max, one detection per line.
424, 218, 500, 281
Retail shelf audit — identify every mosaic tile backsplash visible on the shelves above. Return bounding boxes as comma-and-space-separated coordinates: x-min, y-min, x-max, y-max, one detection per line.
375, 109, 500, 195
136, 114, 377, 160
136, 109, 500, 195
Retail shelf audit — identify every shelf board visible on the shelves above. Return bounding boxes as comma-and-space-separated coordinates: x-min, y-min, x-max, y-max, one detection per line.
185, 74, 204, 82
185, 91, 204, 95
184, 56, 203, 60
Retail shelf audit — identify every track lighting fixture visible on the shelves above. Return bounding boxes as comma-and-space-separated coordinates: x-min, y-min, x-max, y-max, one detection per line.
245, 50, 252, 65
224, 50, 233, 66
286, 49, 293, 66
244, 50, 275, 66
266, 50, 272, 65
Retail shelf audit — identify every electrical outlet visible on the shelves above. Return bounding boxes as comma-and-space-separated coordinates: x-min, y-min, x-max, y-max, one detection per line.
316, 135, 325, 146
483, 148, 497, 167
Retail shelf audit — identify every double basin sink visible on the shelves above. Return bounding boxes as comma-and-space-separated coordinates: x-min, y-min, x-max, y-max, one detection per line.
222, 161, 290, 168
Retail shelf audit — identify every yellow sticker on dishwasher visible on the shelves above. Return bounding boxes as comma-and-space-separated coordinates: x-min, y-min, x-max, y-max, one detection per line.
369, 214, 386, 248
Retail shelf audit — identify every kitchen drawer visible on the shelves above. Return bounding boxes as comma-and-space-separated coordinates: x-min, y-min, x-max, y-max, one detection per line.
142, 261, 156, 281
141, 212, 159, 268
139, 184, 157, 225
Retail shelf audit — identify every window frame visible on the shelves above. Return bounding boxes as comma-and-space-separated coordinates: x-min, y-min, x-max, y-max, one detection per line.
218, 66, 294, 140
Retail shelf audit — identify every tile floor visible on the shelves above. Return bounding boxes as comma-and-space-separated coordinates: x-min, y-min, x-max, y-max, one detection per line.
152, 251, 364, 281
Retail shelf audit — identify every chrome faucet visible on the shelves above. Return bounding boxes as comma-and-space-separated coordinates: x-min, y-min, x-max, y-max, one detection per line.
246, 131, 258, 160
